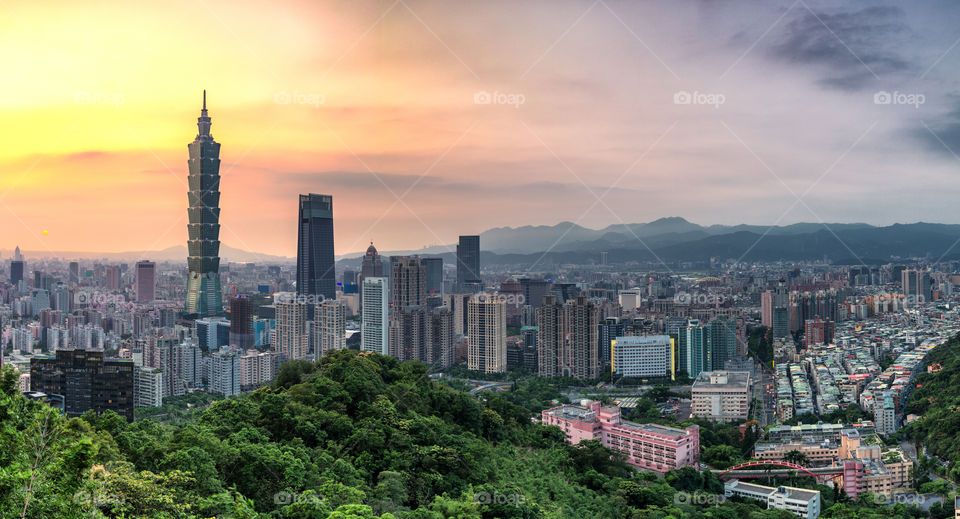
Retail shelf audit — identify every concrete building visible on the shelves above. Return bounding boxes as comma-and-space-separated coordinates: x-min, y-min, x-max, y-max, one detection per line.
275, 296, 309, 360
467, 294, 506, 373
134, 366, 163, 408
361, 277, 389, 355
542, 400, 699, 472
135, 260, 156, 304
723, 481, 820, 519
316, 299, 346, 356
611, 335, 673, 379
691, 370, 753, 422
209, 347, 241, 396
239, 349, 280, 391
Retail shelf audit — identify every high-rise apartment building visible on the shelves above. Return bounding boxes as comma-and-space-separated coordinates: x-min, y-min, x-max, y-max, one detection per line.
296, 193, 336, 302
135, 260, 156, 303
361, 277, 389, 355
134, 366, 163, 407
185, 91, 223, 316
564, 295, 600, 379
275, 296, 309, 360
317, 299, 346, 356
209, 347, 241, 396
537, 295, 564, 376
391, 256, 427, 309
467, 294, 506, 373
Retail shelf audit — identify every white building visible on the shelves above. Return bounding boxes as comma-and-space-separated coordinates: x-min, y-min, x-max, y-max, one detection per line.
316, 299, 346, 356
611, 335, 673, 378
239, 349, 280, 390
134, 366, 163, 408
361, 278, 389, 355
209, 347, 241, 397
724, 480, 820, 519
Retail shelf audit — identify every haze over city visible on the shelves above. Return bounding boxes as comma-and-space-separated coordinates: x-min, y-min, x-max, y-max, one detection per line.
4, 0, 960, 256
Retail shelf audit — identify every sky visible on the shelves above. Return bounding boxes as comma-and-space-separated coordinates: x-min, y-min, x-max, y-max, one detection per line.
3, 0, 960, 257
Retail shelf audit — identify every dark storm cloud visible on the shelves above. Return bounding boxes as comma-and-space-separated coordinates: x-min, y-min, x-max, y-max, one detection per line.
769, 5, 914, 91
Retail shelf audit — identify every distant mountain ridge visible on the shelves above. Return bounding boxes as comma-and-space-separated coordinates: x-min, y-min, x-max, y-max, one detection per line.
2, 244, 293, 264
343, 218, 960, 266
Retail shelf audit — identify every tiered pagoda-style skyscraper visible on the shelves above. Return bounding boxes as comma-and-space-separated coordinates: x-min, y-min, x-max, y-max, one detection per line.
185, 91, 223, 316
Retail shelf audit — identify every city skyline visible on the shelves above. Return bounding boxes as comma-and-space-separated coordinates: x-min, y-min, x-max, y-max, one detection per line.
4, 1, 960, 257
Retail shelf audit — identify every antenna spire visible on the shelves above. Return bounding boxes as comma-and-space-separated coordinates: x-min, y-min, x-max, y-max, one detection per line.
203, 89, 207, 110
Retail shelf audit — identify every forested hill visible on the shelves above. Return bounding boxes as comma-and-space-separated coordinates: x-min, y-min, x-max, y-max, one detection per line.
0, 351, 932, 518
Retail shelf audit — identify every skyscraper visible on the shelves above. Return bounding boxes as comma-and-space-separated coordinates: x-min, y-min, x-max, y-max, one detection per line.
229, 295, 254, 349
296, 193, 336, 302
185, 90, 223, 317
423, 257, 443, 295
9, 249, 23, 286
69, 261, 79, 285
456, 235, 481, 292
135, 260, 156, 303
361, 277, 389, 355
708, 318, 736, 371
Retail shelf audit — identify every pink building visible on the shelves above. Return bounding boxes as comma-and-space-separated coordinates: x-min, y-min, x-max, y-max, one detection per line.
542, 400, 700, 472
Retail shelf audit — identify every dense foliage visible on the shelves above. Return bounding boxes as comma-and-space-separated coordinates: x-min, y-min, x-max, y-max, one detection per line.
0, 350, 944, 518
905, 333, 960, 482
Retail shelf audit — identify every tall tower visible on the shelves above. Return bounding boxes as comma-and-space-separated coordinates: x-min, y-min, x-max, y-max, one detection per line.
185, 90, 223, 316
456, 235, 481, 292
296, 193, 336, 302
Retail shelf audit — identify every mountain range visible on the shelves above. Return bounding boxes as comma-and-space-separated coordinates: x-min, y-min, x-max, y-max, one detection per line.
10, 217, 960, 267
347, 217, 960, 267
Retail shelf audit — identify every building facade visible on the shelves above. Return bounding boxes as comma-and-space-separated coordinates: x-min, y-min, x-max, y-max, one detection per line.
542, 400, 700, 472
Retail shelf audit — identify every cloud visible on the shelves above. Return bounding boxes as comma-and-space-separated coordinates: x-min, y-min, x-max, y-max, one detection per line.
913, 97, 960, 158
768, 5, 914, 91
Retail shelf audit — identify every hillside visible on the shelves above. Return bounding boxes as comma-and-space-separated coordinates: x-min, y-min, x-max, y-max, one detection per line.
0, 352, 935, 518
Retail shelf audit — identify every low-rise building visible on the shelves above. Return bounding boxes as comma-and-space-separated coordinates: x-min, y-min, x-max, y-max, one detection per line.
724, 480, 820, 519
542, 400, 699, 472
